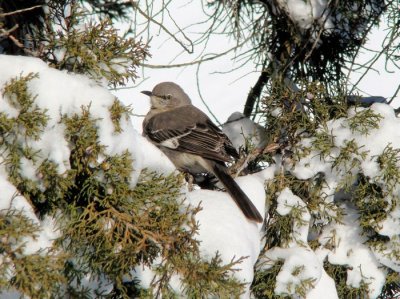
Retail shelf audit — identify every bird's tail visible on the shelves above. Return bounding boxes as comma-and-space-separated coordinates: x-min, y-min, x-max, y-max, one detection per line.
212, 163, 263, 223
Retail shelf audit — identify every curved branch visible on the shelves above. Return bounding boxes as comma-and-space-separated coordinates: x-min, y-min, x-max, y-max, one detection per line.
243, 60, 271, 117
140, 36, 250, 69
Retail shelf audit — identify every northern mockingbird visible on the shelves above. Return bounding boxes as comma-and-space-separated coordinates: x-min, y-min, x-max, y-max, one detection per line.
141, 82, 263, 223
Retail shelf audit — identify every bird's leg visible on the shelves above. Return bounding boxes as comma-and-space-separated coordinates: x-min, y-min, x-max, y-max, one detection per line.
185, 172, 195, 191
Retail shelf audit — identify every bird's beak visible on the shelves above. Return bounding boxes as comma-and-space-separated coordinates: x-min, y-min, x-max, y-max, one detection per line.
141, 90, 152, 96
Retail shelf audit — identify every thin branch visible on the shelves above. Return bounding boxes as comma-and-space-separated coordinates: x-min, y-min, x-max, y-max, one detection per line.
0, 5, 42, 17
130, 0, 194, 54
0, 24, 19, 37
231, 142, 280, 177
0, 25, 36, 56
388, 83, 400, 105
140, 37, 250, 69
195, 58, 221, 126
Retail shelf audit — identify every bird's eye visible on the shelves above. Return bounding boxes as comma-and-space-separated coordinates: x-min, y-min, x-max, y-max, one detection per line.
160, 94, 171, 100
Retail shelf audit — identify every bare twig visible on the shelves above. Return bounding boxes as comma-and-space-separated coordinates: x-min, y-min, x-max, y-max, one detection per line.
0, 24, 19, 37
231, 142, 280, 177
0, 24, 36, 56
0, 5, 42, 17
195, 56, 221, 126
130, 0, 194, 54
388, 83, 400, 105
140, 37, 249, 69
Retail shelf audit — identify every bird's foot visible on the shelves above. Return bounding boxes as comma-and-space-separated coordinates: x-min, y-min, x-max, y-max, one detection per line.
185, 173, 195, 191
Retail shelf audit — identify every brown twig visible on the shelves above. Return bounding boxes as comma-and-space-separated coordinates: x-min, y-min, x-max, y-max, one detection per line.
4, 33, 37, 56
140, 37, 250, 69
0, 5, 42, 17
0, 24, 19, 37
230, 142, 281, 177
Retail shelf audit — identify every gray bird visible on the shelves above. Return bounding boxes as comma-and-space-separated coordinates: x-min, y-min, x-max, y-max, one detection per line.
141, 82, 263, 223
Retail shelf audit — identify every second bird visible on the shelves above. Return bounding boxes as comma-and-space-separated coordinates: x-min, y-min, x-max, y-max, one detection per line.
141, 82, 263, 223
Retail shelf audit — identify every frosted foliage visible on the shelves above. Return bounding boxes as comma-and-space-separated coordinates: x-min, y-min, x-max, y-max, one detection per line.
0, 55, 143, 187
287, 103, 400, 297
276, 188, 310, 244
0, 55, 146, 294
260, 188, 323, 297
319, 207, 386, 298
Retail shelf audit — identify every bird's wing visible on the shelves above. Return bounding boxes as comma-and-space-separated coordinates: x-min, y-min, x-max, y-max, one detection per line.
144, 105, 238, 162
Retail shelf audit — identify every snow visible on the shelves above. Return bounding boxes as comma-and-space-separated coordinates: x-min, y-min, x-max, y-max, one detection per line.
260, 99, 400, 297
276, 188, 310, 244
319, 206, 386, 298
307, 269, 338, 299
262, 246, 322, 296
260, 187, 323, 297
186, 179, 264, 296
0, 55, 142, 187
0, 55, 146, 295
286, 103, 400, 297
275, 0, 333, 32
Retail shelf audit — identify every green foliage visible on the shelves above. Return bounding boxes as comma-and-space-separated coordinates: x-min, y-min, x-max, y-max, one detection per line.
2, 72, 48, 140
352, 174, 388, 233
1, 73, 78, 217
376, 144, 400, 191
252, 262, 285, 299
262, 82, 347, 150
324, 261, 370, 299
263, 173, 342, 251
0, 0, 135, 55
109, 99, 133, 133
263, 177, 295, 249
347, 108, 383, 135
0, 210, 66, 297
41, 3, 148, 86
311, 129, 335, 159
332, 139, 368, 175
0, 73, 71, 217
0, 1, 147, 85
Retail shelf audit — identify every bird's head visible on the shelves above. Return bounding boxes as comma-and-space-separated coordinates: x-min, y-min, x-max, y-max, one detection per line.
141, 82, 192, 110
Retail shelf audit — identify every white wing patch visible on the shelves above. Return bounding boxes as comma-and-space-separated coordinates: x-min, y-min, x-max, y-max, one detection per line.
159, 131, 191, 149
161, 137, 180, 149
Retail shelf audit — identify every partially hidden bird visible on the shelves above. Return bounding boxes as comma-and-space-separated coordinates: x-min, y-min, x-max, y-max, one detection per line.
141, 82, 263, 223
